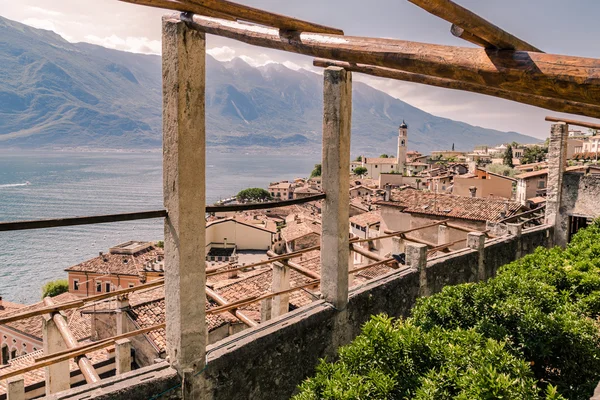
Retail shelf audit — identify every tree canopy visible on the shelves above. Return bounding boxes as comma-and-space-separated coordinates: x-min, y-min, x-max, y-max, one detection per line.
310, 164, 322, 178
42, 279, 69, 299
379, 154, 389, 158
353, 166, 368, 177
503, 144, 515, 168
236, 188, 272, 203
521, 145, 548, 164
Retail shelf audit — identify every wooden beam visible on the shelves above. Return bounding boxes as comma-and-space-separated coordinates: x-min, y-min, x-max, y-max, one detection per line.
450, 24, 492, 48
0, 279, 164, 326
408, 0, 542, 52
312, 59, 600, 120
205, 287, 258, 327
207, 193, 325, 213
180, 14, 599, 106
120, 0, 343, 34
120, 0, 235, 19
545, 116, 600, 131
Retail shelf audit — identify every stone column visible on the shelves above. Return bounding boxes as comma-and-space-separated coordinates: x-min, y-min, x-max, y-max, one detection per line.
392, 236, 403, 255
162, 15, 207, 391
321, 67, 352, 310
507, 223, 523, 259
115, 296, 130, 336
271, 262, 290, 318
438, 224, 450, 246
43, 315, 70, 395
7, 376, 24, 400
406, 243, 428, 296
115, 339, 132, 375
467, 232, 486, 281
545, 122, 568, 247
260, 298, 272, 322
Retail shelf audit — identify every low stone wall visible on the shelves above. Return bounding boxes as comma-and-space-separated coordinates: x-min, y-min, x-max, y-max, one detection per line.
49, 225, 552, 400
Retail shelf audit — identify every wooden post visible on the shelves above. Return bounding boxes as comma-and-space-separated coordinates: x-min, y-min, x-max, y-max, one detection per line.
271, 261, 290, 318
320, 67, 352, 310
42, 315, 70, 395
162, 15, 207, 392
545, 123, 569, 248
115, 339, 132, 375
7, 376, 25, 400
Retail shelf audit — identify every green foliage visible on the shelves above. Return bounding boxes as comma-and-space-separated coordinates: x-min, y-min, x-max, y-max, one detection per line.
353, 166, 368, 177
42, 279, 69, 299
486, 163, 517, 177
380, 154, 389, 158
355, 156, 362, 162
521, 145, 549, 164
310, 164, 322, 178
294, 317, 543, 400
236, 187, 272, 202
503, 144, 515, 167
156, 240, 164, 248
297, 221, 600, 400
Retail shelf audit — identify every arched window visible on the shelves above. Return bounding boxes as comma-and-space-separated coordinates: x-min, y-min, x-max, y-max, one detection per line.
1, 344, 8, 365
10, 348, 17, 360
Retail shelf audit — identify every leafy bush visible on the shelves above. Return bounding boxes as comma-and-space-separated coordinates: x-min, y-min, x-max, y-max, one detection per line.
236, 188, 272, 202
353, 166, 368, 177
42, 279, 69, 298
294, 316, 550, 400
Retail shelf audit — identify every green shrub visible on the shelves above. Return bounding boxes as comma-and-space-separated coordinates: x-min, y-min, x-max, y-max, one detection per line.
294, 316, 546, 400
42, 279, 69, 299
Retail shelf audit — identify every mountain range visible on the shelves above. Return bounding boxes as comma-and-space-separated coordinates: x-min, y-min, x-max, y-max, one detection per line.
0, 15, 538, 153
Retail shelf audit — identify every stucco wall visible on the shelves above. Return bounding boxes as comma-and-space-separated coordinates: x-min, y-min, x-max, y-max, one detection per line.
206, 220, 272, 251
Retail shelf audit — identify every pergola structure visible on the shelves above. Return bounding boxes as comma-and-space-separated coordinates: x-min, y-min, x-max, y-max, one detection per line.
1, 0, 598, 398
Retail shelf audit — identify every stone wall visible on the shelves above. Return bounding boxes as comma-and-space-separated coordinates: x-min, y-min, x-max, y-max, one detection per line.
49, 226, 552, 400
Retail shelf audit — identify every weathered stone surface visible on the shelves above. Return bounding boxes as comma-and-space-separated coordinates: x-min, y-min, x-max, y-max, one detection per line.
467, 232, 486, 281
545, 123, 568, 247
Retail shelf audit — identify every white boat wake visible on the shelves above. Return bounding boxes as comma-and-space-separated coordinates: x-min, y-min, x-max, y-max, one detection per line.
0, 181, 31, 188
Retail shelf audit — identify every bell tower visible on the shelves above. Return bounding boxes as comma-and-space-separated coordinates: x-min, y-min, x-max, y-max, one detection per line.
397, 120, 408, 174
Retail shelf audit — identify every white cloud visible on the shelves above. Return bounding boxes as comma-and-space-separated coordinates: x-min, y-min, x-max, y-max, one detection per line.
27, 6, 63, 17
83, 34, 161, 55
22, 17, 57, 32
207, 46, 236, 61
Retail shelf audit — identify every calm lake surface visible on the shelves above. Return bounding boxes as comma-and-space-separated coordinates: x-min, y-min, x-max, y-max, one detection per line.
0, 150, 318, 303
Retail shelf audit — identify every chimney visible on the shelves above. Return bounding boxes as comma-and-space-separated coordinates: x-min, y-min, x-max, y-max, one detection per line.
228, 262, 240, 279
384, 185, 392, 201
469, 186, 477, 198
0, 296, 3, 310
99, 251, 103, 257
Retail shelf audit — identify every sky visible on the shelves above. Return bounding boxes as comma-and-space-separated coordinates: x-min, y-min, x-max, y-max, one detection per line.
1, 0, 599, 140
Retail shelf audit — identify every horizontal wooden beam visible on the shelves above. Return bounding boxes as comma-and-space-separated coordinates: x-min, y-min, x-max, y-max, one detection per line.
205, 287, 258, 327
207, 193, 325, 213
408, 0, 542, 52
120, 0, 343, 34
545, 116, 600, 131
0, 279, 164, 326
450, 24, 493, 48
179, 13, 599, 106
312, 59, 600, 119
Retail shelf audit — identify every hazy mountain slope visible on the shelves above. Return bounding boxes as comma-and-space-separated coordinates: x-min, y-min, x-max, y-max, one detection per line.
0, 15, 538, 153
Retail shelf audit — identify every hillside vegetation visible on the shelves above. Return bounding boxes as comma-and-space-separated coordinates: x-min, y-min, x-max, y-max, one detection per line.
295, 221, 600, 399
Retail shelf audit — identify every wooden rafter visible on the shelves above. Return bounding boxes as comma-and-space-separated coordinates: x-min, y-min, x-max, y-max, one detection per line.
178, 13, 600, 106
119, 0, 343, 34
408, 0, 542, 52
545, 116, 600, 131
312, 59, 600, 119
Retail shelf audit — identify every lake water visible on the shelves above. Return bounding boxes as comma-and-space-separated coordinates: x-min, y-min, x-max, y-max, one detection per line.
0, 150, 319, 304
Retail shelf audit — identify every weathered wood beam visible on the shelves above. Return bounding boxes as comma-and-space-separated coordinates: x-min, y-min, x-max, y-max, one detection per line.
313, 59, 600, 119
205, 287, 258, 327
545, 116, 600, 131
120, 0, 343, 34
450, 24, 493, 48
180, 14, 599, 106
408, 0, 542, 52
120, 0, 235, 19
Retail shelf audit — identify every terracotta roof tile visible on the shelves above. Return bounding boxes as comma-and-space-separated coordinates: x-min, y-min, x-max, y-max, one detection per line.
378, 190, 523, 222
281, 220, 321, 243
349, 211, 382, 227
65, 245, 163, 276
364, 157, 398, 165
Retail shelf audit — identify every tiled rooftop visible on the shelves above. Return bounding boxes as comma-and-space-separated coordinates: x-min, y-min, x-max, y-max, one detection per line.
65, 245, 163, 276
378, 189, 523, 222
349, 211, 382, 227
281, 220, 321, 243
363, 157, 398, 165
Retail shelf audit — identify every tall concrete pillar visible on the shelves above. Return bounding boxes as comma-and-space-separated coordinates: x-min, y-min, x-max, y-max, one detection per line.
43, 315, 70, 395
162, 15, 207, 392
320, 67, 352, 310
271, 262, 290, 318
7, 376, 24, 400
467, 232, 486, 281
507, 223, 523, 259
260, 298, 272, 322
545, 122, 569, 247
438, 224, 450, 246
115, 296, 130, 336
115, 339, 132, 375
406, 243, 428, 296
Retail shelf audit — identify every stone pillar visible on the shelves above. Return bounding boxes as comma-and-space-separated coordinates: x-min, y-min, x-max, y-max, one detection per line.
115, 339, 132, 375
162, 15, 207, 391
271, 262, 290, 318
115, 296, 130, 336
406, 243, 428, 296
43, 315, 70, 395
507, 223, 523, 259
467, 232, 486, 282
438, 224, 450, 246
260, 298, 272, 322
545, 122, 569, 247
320, 67, 352, 310
392, 236, 403, 256
7, 376, 24, 400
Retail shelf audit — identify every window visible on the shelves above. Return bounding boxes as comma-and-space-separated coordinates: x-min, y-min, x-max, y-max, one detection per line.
375, 165, 378, 168
96, 282, 102, 293
105, 282, 111, 293
129, 283, 135, 288
538, 180, 546, 189
73, 279, 79, 291
10, 349, 17, 360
